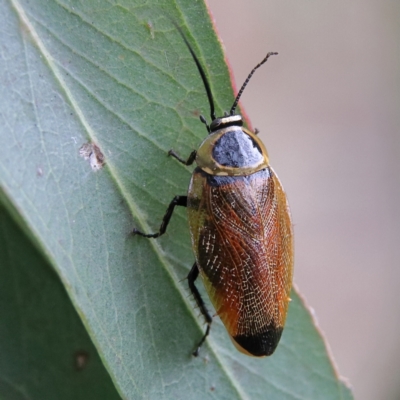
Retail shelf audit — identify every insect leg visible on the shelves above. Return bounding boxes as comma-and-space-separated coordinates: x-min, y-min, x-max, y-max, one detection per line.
188, 262, 212, 356
132, 195, 187, 238
168, 149, 197, 166
199, 115, 210, 132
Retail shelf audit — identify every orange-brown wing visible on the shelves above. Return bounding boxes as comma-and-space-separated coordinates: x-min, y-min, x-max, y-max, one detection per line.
187, 167, 293, 356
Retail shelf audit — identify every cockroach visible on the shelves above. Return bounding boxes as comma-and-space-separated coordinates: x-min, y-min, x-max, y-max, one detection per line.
134, 26, 294, 357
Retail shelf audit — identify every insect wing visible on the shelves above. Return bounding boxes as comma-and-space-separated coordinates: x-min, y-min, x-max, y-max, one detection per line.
187, 167, 293, 356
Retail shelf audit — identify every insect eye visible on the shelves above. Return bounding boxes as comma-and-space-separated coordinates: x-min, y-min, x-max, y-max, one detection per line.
212, 130, 263, 168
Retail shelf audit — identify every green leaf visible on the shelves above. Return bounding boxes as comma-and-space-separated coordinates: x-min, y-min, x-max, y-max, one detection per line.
0, 205, 121, 399
0, 0, 353, 399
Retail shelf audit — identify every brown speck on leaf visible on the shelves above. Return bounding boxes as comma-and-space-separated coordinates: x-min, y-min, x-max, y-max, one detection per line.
192, 109, 201, 117
74, 350, 89, 371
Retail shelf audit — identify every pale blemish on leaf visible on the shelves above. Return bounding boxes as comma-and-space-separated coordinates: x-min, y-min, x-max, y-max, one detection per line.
79, 143, 105, 171
146, 20, 155, 39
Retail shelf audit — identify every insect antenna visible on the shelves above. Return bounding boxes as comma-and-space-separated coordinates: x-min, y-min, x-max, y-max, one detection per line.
174, 24, 216, 121
230, 52, 278, 115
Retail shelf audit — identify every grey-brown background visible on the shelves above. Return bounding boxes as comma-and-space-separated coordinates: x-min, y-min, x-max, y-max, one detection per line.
207, 1, 400, 399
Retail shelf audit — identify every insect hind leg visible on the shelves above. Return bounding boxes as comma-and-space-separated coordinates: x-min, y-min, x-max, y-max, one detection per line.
188, 262, 212, 356
132, 195, 187, 238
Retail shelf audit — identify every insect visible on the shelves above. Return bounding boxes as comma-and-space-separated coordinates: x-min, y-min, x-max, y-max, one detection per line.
134, 26, 294, 357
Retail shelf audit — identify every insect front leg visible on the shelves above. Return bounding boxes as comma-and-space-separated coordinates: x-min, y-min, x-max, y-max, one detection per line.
188, 262, 212, 356
132, 195, 187, 238
168, 149, 196, 166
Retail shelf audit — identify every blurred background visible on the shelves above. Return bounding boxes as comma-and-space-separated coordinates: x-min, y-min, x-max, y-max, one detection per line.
206, 1, 400, 399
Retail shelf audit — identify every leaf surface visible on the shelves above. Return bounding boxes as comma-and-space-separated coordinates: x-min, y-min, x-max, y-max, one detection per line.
0, 205, 121, 399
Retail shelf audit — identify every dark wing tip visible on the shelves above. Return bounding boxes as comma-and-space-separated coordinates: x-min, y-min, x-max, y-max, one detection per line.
233, 326, 283, 357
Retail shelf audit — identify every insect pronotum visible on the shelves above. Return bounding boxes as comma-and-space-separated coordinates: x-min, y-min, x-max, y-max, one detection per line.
134, 25, 294, 357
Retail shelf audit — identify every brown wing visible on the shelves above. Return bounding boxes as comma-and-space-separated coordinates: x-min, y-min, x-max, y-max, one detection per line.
187, 167, 293, 356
